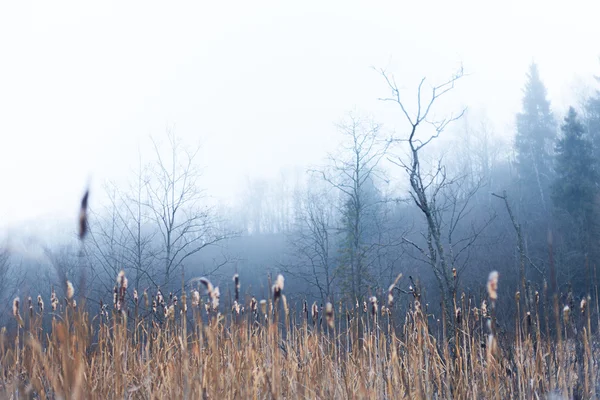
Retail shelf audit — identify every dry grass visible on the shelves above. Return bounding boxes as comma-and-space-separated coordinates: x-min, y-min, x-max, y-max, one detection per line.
0, 272, 598, 400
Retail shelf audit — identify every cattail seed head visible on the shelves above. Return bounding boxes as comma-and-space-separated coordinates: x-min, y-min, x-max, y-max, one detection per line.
79, 189, 89, 240
191, 290, 200, 307
233, 273, 240, 302
259, 299, 267, 316
452, 268, 457, 279
487, 271, 499, 301
37, 295, 44, 313
311, 301, 319, 325
369, 296, 378, 317
133, 289, 138, 305
212, 287, 220, 310
563, 305, 570, 322
143, 289, 149, 308
13, 297, 20, 318
51, 288, 58, 312
66, 280, 74, 300
515, 291, 520, 302
251, 297, 257, 314
272, 274, 284, 301
325, 302, 334, 329
580, 298, 587, 313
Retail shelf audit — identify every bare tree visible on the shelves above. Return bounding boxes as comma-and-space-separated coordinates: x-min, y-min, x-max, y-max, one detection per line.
313, 113, 389, 300
283, 182, 338, 303
380, 67, 493, 318
145, 129, 232, 285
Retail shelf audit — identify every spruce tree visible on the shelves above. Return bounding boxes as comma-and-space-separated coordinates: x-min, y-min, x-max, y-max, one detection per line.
515, 63, 556, 212
552, 107, 598, 236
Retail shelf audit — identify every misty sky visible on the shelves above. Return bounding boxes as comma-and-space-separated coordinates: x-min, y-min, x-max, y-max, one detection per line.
1, 0, 599, 236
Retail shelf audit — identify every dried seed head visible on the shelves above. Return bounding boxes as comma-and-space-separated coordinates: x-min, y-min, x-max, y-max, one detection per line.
369, 296, 378, 317
515, 291, 520, 302
535, 291, 539, 305
79, 189, 89, 240
117, 270, 127, 289
452, 268, 457, 279
72, 299, 77, 309
487, 271, 499, 301
143, 289, 149, 308
37, 295, 44, 313
66, 281, 74, 300
51, 288, 58, 311
259, 299, 267, 315
152, 299, 157, 313
272, 274, 284, 300
311, 301, 319, 324
211, 287, 220, 310
580, 298, 587, 313
191, 290, 200, 307
133, 289, 138, 304
363, 301, 367, 313
12, 297, 20, 318
455, 307, 462, 324
481, 299, 488, 317
303, 299, 308, 315
233, 273, 240, 302
232, 300, 240, 315
251, 297, 257, 313
325, 302, 334, 329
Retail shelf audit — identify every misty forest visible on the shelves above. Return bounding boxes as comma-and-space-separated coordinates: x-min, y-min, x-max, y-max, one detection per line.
2, 5, 600, 399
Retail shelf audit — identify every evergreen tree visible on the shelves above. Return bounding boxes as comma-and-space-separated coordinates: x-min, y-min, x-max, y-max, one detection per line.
584, 72, 600, 164
552, 107, 598, 238
515, 63, 556, 212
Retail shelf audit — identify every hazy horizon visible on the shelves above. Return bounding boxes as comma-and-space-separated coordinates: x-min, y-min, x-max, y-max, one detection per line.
2, 0, 599, 236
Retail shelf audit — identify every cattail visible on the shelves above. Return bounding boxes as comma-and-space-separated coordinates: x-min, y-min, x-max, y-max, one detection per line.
143, 289, 149, 308
168, 304, 175, 319
66, 280, 74, 300
13, 297, 23, 327
369, 296, 378, 317
259, 299, 267, 316
233, 274, 240, 302
78, 189, 89, 240
363, 301, 367, 314
515, 291, 520, 302
580, 298, 587, 313
212, 287, 220, 311
325, 302, 334, 329
204, 303, 210, 315
251, 297, 257, 315
191, 290, 200, 307
481, 299, 488, 317
156, 289, 164, 306
173, 295, 178, 307
563, 305, 570, 322
303, 299, 308, 318
452, 268, 457, 279
13, 297, 20, 318
455, 307, 462, 324
37, 295, 44, 313
311, 301, 318, 326
272, 274, 284, 301
181, 293, 187, 313
51, 288, 58, 312
152, 299, 157, 314
113, 286, 118, 309
28, 296, 33, 318
133, 289, 138, 305
72, 299, 77, 309
535, 291, 540, 305
473, 307, 479, 321
232, 301, 240, 315
487, 271, 499, 301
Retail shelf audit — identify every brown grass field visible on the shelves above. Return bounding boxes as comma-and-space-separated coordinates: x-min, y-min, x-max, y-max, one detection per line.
0, 270, 598, 399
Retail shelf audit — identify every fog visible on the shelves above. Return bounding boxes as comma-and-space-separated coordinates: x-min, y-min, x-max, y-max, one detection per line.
1, 1, 600, 326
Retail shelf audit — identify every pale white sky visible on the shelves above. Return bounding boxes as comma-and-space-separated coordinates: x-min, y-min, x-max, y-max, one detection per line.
1, 0, 599, 236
